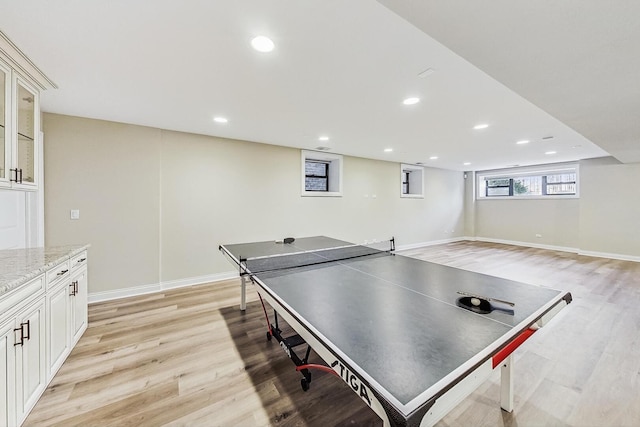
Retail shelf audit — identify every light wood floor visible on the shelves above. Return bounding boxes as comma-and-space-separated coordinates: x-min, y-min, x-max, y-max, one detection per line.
25, 241, 640, 426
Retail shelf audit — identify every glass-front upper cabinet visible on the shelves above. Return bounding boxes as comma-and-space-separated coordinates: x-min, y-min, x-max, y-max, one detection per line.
0, 63, 7, 183
15, 79, 37, 186
0, 60, 39, 190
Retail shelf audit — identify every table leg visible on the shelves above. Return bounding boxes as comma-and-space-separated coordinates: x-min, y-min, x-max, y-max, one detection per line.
240, 275, 247, 311
500, 354, 514, 412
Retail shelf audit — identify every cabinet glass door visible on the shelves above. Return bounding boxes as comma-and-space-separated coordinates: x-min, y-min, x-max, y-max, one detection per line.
16, 82, 36, 184
0, 67, 6, 181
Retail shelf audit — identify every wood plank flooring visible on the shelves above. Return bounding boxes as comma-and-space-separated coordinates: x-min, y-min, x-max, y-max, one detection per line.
24, 241, 640, 426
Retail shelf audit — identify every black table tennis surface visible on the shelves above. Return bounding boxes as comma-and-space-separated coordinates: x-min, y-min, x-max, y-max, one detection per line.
221, 236, 568, 412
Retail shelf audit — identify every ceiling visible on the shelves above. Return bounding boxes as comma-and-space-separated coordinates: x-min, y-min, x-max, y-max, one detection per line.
1, 1, 631, 171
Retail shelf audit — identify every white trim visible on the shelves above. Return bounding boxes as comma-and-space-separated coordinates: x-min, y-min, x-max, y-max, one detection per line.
578, 250, 640, 263
301, 150, 343, 197
396, 237, 466, 251
87, 271, 238, 303
474, 237, 578, 254
476, 162, 579, 200
400, 163, 424, 198
471, 237, 640, 263
0, 31, 57, 90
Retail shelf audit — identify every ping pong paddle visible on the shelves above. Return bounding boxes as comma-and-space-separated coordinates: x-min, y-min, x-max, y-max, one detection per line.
275, 237, 296, 244
456, 296, 515, 315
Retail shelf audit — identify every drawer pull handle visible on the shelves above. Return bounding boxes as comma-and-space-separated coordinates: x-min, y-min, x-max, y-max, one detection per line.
23, 320, 30, 340
10, 168, 18, 183
13, 321, 29, 345
13, 327, 23, 346
70, 281, 78, 296
77, 258, 86, 263
57, 269, 69, 276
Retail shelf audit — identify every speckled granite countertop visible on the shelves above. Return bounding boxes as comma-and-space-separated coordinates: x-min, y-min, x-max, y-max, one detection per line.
0, 245, 89, 298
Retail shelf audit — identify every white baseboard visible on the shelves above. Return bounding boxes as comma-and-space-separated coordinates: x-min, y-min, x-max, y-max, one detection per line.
474, 237, 579, 254
471, 237, 640, 263
577, 250, 640, 263
88, 271, 238, 303
396, 236, 466, 251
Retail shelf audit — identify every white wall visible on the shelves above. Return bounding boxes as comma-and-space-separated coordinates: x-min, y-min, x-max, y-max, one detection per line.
43, 114, 465, 296
466, 157, 640, 259
579, 161, 640, 258
0, 190, 26, 249
44, 115, 162, 295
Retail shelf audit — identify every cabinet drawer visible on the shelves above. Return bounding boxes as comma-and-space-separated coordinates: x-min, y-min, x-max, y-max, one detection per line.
70, 251, 88, 271
0, 275, 44, 320
46, 260, 70, 289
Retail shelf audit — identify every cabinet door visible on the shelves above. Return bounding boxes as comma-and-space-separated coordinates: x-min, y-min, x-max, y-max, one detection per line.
0, 320, 16, 427
70, 267, 88, 344
15, 299, 46, 424
0, 61, 9, 187
47, 282, 69, 379
13, 77, 38, 188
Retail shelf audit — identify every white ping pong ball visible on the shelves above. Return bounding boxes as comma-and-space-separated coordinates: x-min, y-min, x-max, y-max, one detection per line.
470, 297, 481, 306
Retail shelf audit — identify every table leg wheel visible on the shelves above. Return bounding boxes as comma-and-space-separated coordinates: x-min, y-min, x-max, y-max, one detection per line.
266, 331, 272, 341
301, 377, 310, 392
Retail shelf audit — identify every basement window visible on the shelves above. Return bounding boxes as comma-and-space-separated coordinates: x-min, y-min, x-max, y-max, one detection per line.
400, 164, 424, 198
477, 163, 579, 199
301, 150, 343, 197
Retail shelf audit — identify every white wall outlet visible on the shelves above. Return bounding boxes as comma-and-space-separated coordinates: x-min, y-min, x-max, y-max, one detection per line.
70, 209, 80, 220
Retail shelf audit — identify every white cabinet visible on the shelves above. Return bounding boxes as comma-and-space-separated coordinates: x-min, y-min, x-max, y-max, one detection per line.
0, 31, 52, 192
14, 299, 46, 424
0, 58, 40, 191
46, 251, 88, 381
0, 274, 46, 427
46, 281, 69, 378
69, 266, 88, 345
0, 246, 89, 426
0, 60, 11, 187
0, 319, 17, 427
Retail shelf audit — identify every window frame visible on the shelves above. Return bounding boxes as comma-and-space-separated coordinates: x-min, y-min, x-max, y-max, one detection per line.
304, 159, 329, 192
400, 163, 424, 198
301, 150, 343, 197
477, 163, 579, 200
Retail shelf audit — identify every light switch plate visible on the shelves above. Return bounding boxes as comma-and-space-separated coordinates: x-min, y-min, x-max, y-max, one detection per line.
70, 209, 80, 220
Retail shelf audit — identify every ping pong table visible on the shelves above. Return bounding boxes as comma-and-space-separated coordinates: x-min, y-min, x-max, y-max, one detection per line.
219, 236, 572, 427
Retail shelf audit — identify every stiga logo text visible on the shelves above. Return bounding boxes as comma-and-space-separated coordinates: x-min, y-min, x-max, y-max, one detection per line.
331, 360, 371, 406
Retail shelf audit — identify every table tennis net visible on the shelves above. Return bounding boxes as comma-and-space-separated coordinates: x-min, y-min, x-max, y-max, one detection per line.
242, 244, 388, 274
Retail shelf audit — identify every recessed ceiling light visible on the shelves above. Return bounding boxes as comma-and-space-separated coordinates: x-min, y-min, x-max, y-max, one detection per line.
545, 151, 557, 155
473, 124, 489, 130
384, 148, 393, 152
463, 162, 471, 166
516, 140, 530, 145
572, 145, 582, 149
251, 36, 275, 53
213, 117, 228, 123
403, 97, 420, 105
429, 156, 438, 160
318, 136, 329, 141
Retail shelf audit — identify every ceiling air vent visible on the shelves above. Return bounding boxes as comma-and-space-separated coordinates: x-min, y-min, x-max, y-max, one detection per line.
315, 146, 331, 151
